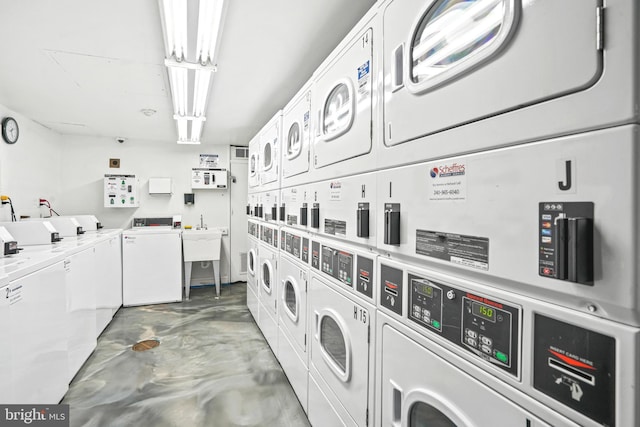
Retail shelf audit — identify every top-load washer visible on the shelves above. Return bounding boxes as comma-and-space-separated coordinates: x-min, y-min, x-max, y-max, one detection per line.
377, 125, 640, 327
375, 257, 640, 427
310, 4, 380, 181
281, 80, 313, 188
259, 111, 282, 192
377, 0, 640, 169
248, 134, 261, 194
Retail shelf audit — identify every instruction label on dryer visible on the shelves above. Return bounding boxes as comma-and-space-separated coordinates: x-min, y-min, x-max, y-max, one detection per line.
416, 230, 489, 271
7, 284, 23, 305
358, 60, 370, 97
428, 162, 467, 201
325, 219, 347, 237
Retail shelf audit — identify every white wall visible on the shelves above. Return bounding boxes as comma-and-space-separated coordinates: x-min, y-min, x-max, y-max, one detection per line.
58, 135, 234, 284
0, 105, 62, 221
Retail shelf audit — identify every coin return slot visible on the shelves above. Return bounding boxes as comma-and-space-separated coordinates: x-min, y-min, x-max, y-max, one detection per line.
548, 357, 595, 385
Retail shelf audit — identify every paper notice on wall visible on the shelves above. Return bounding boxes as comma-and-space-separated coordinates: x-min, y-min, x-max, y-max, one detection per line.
428, 161, 467, 201
199, 154, 219, 168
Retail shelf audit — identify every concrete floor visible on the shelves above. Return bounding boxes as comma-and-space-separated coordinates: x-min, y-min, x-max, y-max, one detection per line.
63, 284, 311, 427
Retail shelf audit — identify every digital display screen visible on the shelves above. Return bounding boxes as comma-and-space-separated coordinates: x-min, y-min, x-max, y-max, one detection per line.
414, 280, 434, 298
472, 301, 496, 323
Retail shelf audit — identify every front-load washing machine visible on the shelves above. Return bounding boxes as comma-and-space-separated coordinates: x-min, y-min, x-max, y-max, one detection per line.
304, 172, 377, 249
259, 111, 282, 192
280, 185, 312, 232
375, 257, 640, 427
247, 219, 261, 323
310, 4, 380, 181
248, 134, 261, 194
376, 125, 640, 326
277, 226, 311, 412
281, 79, 313, 188
377, 0, 640, 169
258, 221, 279, 353
307, 267, 377, 427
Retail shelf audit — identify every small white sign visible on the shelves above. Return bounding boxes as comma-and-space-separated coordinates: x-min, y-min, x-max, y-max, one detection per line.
199, 154, 219, 168
428, 161, 467, 201
8, 284, 23, 306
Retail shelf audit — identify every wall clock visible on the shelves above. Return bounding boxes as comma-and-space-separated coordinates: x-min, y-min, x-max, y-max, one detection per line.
1, 117, 19, 144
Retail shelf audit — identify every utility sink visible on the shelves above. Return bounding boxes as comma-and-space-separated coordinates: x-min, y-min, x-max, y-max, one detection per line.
182, 229, 223, 299
182, 229, 222, 262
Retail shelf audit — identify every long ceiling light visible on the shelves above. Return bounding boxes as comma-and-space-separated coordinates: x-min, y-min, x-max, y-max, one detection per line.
158, 0, 225, 144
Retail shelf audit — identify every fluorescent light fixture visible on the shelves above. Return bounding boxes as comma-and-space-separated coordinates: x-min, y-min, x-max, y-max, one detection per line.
196, 0, 225, 65
167, 66, 188, 116
193, 69, 213, 117
159, 0, 225, 143
190, 118, 205, 142
159, 0, 188, 61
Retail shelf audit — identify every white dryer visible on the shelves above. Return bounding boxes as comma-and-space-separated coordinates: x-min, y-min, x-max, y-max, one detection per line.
307, 236, 377, 426
281, 80, 313, 188
310, 5, 379, 181
308, 272, 376, 427
247, 219, 261, 323
259, 111, 282, 192
377, 0, 639, 169
257, 222, 279, 353
247, 134, 261, 194
374, 257, 640, 427
277, 226, 311, 412
376, 125, 640, 326
304, 172, 376, 249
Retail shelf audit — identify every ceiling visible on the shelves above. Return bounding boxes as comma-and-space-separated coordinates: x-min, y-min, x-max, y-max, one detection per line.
0, 0, 377, 145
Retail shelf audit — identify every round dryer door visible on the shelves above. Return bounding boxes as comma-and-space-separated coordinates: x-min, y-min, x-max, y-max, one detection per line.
408, 0, 517, 93
282, 276, 300, 322
317, 311, 351, 382
261, 260, 273, 294
404, 390, 470, 427
322, 80, 355, 141
248, 249, 256, 277
286, 122, 302, 159
250, 154, 258, 177
263, 140, 273, 171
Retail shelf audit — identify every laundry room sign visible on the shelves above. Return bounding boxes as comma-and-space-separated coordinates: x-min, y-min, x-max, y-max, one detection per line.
428, 161, 467, 201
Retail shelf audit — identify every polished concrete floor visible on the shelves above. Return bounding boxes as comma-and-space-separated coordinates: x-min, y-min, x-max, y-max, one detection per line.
63, 284, 311, 427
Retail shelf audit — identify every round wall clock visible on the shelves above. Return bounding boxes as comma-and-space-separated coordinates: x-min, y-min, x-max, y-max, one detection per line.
1, 117, 19, 144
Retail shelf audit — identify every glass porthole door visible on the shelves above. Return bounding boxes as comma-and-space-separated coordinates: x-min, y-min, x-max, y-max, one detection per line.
286, 122, 302, 160
321, 80, 355, 141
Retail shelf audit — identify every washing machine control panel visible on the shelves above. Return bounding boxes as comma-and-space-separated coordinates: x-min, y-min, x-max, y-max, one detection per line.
282, 231, 305, 262
248, 221, 259, 239
407, 274, 520, 377
321, 245, 353, 287
260, 225, 278, 248
302, 238, 309, 263
356, 256, 374, 299
311, 241, 320, 270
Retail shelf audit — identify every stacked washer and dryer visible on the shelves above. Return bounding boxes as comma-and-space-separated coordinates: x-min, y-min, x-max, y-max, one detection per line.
249, 1, 640, 426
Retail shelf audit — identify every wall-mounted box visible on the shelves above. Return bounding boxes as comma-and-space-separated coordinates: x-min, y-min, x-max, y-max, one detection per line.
149, 177, 172, 195
104, 174, 139, 207
191, 168, 228, 190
